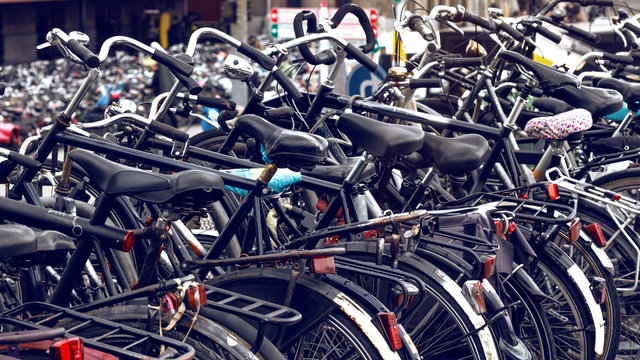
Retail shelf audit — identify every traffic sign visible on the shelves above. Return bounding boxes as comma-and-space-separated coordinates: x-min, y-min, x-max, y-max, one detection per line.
347, 64, 386, 97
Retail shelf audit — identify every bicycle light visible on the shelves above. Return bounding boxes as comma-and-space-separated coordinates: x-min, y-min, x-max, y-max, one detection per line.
378, 312, 403, 350
51, 337, 84, 360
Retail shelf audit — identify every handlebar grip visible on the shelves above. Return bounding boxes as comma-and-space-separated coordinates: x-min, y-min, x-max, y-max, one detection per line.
498, 21, 525, 41
66, 39, 100, 68
148, 120, 190, 142
7, 152, 41, 169
272, 68, 304, 102
409, 79, 442, 89
536, 24, 562, 43
624, 21, 640, 36
152, 50, 193, 76
458, 6, 495, 31
344, 43, 378, 71
293, 10, 337, 65
580, 0, 613, 5
330, 4, 376, 54
443, 57, 483, 68
196, 96, 236, 110
264, 106, 294, 120
237, 43, 276, 70
603, 52, 634, 65
174, 72, 203, 95
567, 24, 600, 44
0, 83, 5, 96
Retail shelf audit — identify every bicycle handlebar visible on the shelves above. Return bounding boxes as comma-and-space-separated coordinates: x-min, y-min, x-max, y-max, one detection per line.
497, 21, 524, 41
49, 29, 100, 68
536, 24, 562, 43
148, 120, 190, 142
330, 4, 376, 54
455, 5, 495, 31
624, 21, 640, 36
293, 10, 338, 65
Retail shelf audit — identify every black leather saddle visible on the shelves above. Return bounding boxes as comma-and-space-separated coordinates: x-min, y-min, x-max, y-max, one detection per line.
532, 97, 574, 115
499, 51, 580, 91
596, 77, 640, 112
68, 149, 224, 211
302, 157, 376, 184
0, 225, 75, 266
418, 133, 490, 176
547, 85, 623, 118
335, 113, 425, 157
235, 115, 328, 169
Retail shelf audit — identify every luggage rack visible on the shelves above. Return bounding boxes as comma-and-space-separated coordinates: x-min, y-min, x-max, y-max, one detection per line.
1, 302, 195, 360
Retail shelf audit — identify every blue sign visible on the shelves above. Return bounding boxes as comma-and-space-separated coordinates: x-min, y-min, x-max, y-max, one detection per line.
347, 65, 387, 97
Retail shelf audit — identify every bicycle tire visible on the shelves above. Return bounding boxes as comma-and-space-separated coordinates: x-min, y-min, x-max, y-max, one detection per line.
206, 268, 400, 360
333, 241, 498, 360
85, 304, 284, 360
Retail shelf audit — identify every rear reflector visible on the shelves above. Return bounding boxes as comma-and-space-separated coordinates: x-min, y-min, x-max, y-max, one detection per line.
584, 223, 606, 247
569, 217, 581, 243
547, 183, 559, 200
462, 280, 486, 314
483, 255, 496, 279
378, 312, 403, 350
51, 337, 84, 360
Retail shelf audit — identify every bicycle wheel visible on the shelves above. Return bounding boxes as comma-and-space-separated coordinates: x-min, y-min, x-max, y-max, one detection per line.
86, 304, 284, 360
333, 241, 498, 360
206, 268, 398, 360
529, 241, 598, 360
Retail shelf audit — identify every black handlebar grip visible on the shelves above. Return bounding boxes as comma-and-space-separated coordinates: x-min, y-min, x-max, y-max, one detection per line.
624, 21, 640, 36
66, 39, 100, 68
264, 106, 294, 120
567, 25, 600, 44
272, 68, 304, 102
174, 72, 203, 95
409, 79, 442, 89
458, 7, 495, 31
148, 120, 190, 142
330, 4, 376, 54
7, 152, 41, 169
344, 43, 378, 71
536, 24, 562, 43
196, 96, 236, 110
580, 0, 613, 5
237, 43, 275, 70
293, 11, 337, 65
0, 83, 5, 96
443, 57, 483, 68
152, 50, 193, 76
603, 52, 634, 64
498, 21, 525, 41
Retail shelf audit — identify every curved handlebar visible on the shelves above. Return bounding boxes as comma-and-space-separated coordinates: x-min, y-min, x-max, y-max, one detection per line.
50, 29, 100, 68
293, 11, 337, 65
330, 4, 376, 54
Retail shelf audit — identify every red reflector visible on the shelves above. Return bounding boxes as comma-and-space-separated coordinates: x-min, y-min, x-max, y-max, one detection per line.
507, 221, 516, 234
51, 337, 84, 360
122, 231, 135, 252
185, 284, 207, 311
584, 223, 607, 247
547, 183, 559, 200
378, 312, 403, 350
484, 255, 496, 279
312, 256, 336, 274
600, 287, 607, 304
613, 194, 621, 201
569, 218, 581, 243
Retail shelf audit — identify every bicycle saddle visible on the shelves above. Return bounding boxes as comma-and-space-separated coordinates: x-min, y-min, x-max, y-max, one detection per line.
0, 225, 75, 266
547, 85, 623, 118
524, 108, 592, 140
68, 149, 224, 209
532, 97, 574, 115
499, 51, 579, 90
335, 113, 424, 157
418, 133, 490, 176
302, 157, 376, 183
595, 77, 640, 112
234, 114, 328, 170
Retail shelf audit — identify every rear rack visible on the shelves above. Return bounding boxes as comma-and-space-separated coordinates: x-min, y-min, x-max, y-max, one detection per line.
1, 302, 195, 360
